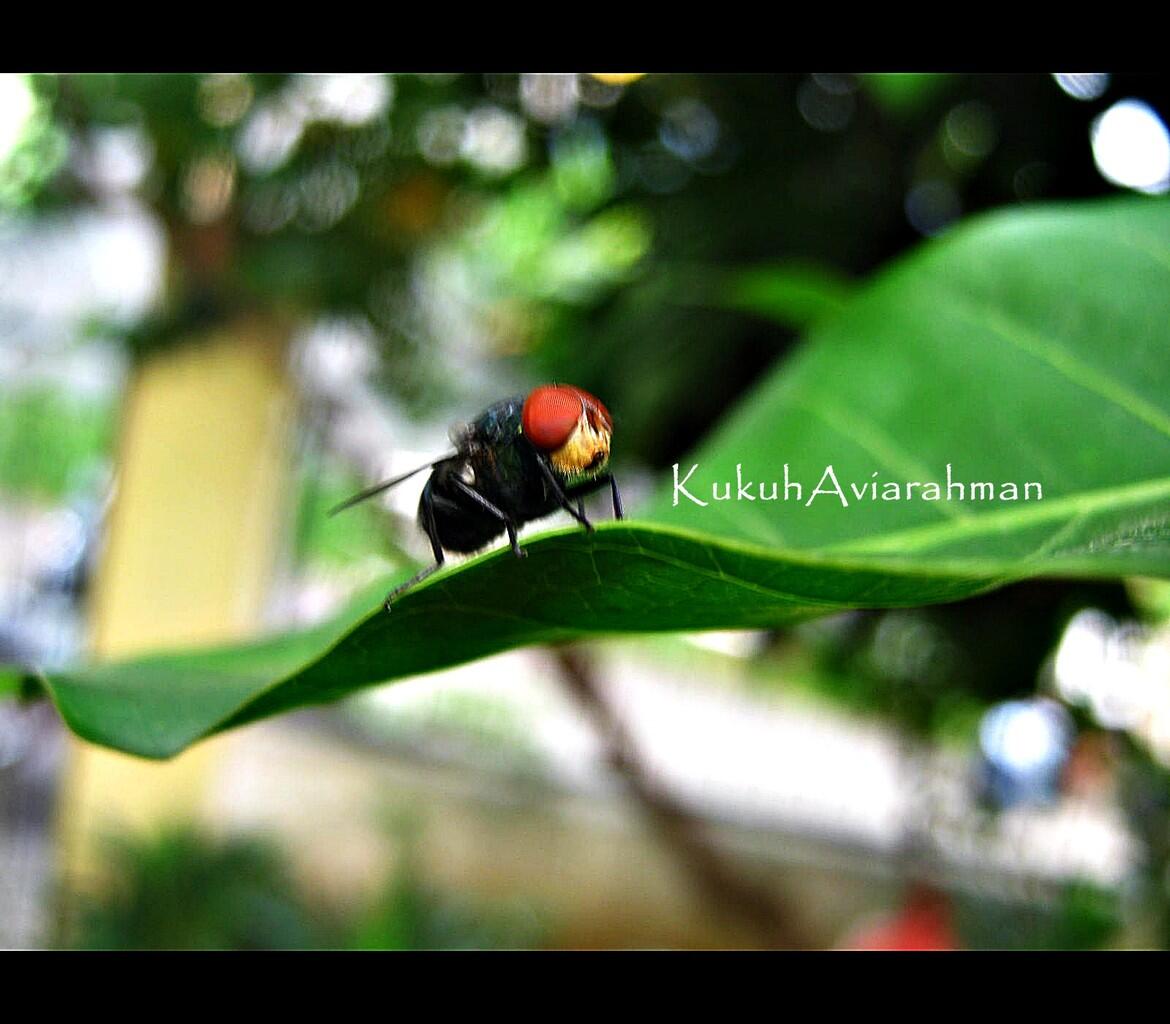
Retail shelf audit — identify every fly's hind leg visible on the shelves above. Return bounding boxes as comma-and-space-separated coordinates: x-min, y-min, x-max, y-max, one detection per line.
384, 561, 443, 612
505, 521, 526, 559
385, 486, 446, 612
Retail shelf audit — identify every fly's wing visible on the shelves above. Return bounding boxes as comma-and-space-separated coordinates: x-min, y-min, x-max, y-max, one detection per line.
447, 420, 476, 452
328, 453, 455, 516
334, 398, 523, 517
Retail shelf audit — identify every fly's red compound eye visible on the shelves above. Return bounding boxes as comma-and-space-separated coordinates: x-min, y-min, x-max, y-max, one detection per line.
522, 385, 584, 450
522, 384, 610, 451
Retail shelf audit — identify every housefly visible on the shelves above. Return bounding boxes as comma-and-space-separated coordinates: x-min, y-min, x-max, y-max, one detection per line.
330, 384, 623, 611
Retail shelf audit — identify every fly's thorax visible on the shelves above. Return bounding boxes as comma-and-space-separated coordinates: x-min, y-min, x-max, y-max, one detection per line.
458, 395, 525, 451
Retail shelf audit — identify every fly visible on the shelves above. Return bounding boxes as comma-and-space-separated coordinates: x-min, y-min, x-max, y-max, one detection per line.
330, 384, 623, 611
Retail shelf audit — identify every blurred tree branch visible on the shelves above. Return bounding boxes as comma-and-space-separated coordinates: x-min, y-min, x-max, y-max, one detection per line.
551, 644, 814, 949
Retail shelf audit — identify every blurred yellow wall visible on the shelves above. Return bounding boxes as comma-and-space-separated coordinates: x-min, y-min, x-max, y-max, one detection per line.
55, 317, 294, 924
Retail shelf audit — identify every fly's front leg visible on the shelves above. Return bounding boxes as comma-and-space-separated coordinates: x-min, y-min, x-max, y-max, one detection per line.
534, 457, 594, 532
451, 479, 527, 558
600, 473, 624, 520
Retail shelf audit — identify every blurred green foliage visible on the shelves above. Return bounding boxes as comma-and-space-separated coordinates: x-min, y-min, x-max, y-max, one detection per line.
954, 882, 1122, 950
292, 464, 405, 569
13, 72, 1157, 456
70, 826, 542, 950
0, 665, 22, 697
0, 385, 115, 500
1127, 578, 1170, 624
67, 822, 1123, 951
858, 73, 958, 120
73, 828, 325, 950
14, 73, 660, 416
348, 870, 542, 951
0, 75, 68, 205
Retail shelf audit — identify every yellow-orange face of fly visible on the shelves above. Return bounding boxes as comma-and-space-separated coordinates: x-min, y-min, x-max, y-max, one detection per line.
521, 384, 612, 484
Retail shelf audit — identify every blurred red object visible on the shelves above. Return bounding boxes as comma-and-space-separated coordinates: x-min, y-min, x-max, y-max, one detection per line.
838, 884, 959, 951
1061, 730, 1118, 802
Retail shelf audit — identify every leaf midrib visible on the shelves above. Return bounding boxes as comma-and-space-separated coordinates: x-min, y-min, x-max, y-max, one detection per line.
822, 474, 1170, 555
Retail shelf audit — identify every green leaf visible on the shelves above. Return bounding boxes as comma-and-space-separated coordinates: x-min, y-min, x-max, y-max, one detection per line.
41, 530, 1002, 758
722, 260, 854, 331
660, 260, 854, 334
38, 196, 1170, 758
653, 197, 1170, 574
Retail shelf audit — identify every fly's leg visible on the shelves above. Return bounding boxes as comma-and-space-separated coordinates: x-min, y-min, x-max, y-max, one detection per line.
451, 479, 527, 559
534, 457, 594, 532
506, 521, 525, 559
385, 486, 446, 612
384, 561, 443, 612
601, 473, 624, 520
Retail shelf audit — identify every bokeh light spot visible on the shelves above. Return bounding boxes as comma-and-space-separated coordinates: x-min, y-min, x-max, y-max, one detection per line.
944, 101, 998, 164
295, 161, 361, 232
1012, 160, 1051, 201
588, 74, 645, 86
578, 75, 625, 109
182, 151, 237, 224
797, 76, 855, 133
659, 98, 720, 163
520, 74, 579, 125
198, 74, 254, 128
296, 73, 393, 127
417, 106, 465, 167
237, 101, 303, 173
461, 106, 527, 176
73, 125, 154, 196
1090, 98, 1170, 194
1052, 73, 1111, 102
811, 73, 858, 96
904, 179, 961, 236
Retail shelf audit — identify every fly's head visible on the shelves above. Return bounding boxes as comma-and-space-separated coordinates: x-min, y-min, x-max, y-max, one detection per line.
521, 384, 613, 487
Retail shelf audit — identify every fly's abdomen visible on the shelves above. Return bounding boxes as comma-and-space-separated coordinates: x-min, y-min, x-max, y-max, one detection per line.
420, 476, 506, 554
